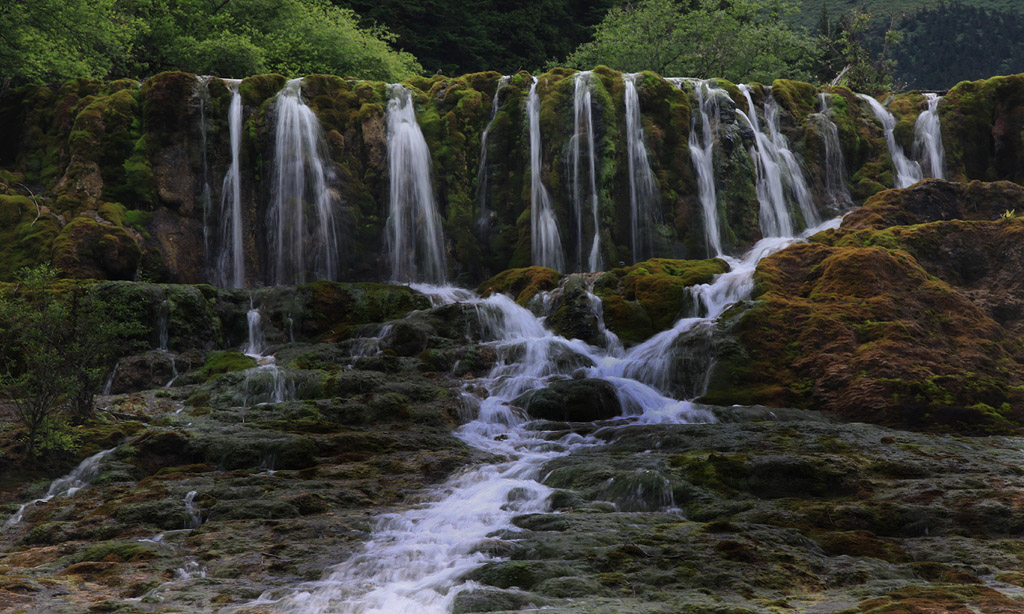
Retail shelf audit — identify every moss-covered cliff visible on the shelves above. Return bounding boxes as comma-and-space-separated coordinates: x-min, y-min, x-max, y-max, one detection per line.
4, 70, 1020, 286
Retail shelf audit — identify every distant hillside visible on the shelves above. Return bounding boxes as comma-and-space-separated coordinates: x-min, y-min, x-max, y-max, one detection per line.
790, 0, 1021, 28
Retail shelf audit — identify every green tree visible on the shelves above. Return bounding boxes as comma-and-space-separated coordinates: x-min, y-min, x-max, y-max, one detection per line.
817, 9, 903, 94
0, 266, 142, 460
564, 0, 819, 83
0, 0, 134, 91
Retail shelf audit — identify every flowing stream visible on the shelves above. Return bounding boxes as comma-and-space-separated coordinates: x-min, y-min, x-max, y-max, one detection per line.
3, 448, 116, 530
252, 210, 838, 612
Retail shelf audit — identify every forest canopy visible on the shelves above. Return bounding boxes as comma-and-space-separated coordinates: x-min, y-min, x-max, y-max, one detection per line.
0, 0, 422, 86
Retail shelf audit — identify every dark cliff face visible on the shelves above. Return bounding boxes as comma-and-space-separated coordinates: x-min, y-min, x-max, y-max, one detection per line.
2, 68, 1018, 287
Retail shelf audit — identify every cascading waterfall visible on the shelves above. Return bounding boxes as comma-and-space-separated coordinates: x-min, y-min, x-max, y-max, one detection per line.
157, 298, 179, 386
737, 85, 795, 237
857, 93, 923, 188
255, 216, 846, 612
763, 89, 819, 228
242, 305, 292, 404
682, 78, 727, 256
269, 78, 340, 286
3, 448, 115, 530
386, 84, 447, 283
623, 73, 661, 262
528, 77, 565, 271
816, 93, 852, 209
570, 71, 602, 272
219, 79, 245, 288
474, 76, 509, 233
915, 93, 945, 179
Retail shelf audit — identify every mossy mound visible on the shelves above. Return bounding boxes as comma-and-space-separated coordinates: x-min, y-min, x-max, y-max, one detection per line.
51, 216, 142, 280
705, 181, 1024, 432
477, 266, 560, 305
840, 179, 1024, 230
596, 258, 729, 344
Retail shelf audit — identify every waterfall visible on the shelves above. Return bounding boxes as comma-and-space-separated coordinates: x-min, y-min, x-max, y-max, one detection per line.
915, 93, 945, 179
682, 78, 727, 256
386, 84, 447, 283
857, 93, 923, 188
217, 79, 245, 288
528, 77, 565, 271
763, 89, 819, 228
816, 93, 852, 209
737, 85, 795, 237
623, 73, 661, 263
241, 305, 292, 404
269, 78, 340, 286
570, 71, 602, 272
475, 76, 509, 233
3, 448, 116, 530
244, 306, 266, 357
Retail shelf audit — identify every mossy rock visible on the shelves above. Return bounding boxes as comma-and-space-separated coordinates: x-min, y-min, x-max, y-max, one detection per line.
477, 266, 560, 305
198, 351, 257, 381
512, 378, 622, 422
51, 216, 142, 280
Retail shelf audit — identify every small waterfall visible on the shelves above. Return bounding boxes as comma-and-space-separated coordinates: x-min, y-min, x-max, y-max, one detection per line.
102, 360, 119, 395
570, 71, 602, 272
857, 93, 923, 188
219, 79, 245, 288
475, 76, 509, 233
623, 73, 661, 263
737, 85, 795, 237
244, 306, 266, 357
386, 84, 447, 283
157, 299, 179, 387
527, 77, 565, 271
763, 90, 818, 228
816, 93, 852, 209
241, 305, 292, 405
184, 491, 202, 529
3, 448, 116, 530
683, 78, 727, 256
269, 78, 340, 286
915, 93, 945, 179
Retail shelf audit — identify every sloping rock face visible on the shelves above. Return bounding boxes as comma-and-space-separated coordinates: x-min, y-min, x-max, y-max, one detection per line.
2, 70, 1023, 285
704, 179, 1024, 432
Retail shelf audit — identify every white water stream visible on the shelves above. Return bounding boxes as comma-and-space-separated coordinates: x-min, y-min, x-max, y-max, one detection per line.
915, 93, 945, 179
3, 448, 116, 530
219, 79, 245, 288
528, 77, 565, 271
475, 76, 509, 233
570, 71, 602, 272
250, 212, 839, 613
857, 93, 923, 189
623, 73, 661, 263
681, 78, 727, 256
269, 78, 339, 285
386, 84, 447, 283
816, 93, 852, 209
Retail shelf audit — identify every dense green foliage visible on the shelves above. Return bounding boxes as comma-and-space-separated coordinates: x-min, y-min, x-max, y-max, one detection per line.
564, 0, 819, 83
0, 267, 142, 459
329, 0, 618, 75
884, 2, 1024, 89
0, 0, 421, 86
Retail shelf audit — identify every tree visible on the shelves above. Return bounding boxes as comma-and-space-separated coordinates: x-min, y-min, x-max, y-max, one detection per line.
0, 0, 133, 92
816, 8, 903, 94
563, 0, 819, 83
0, 266, 142, 460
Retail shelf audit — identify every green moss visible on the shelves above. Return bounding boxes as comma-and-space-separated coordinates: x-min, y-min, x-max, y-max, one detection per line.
477, 267, 560, 305
51, 216, 142, 280
771, 79, 819, 123
198, 351, 257, 381
72, 541, 156, 563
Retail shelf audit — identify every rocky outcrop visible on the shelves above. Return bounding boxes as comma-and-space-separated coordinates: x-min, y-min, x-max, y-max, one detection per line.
4, 71, 1023, 286
704, 179, 1024, 432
